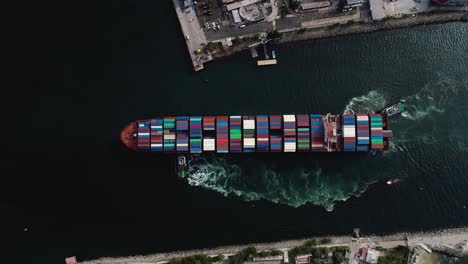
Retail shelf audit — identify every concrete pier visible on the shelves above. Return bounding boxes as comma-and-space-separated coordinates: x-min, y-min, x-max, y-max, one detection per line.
257, 59, 277, 66
172, 0, 212, 71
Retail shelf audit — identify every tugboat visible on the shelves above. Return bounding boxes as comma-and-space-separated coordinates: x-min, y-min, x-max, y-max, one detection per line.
177, 156, 188, 178
381, 99, 406, 117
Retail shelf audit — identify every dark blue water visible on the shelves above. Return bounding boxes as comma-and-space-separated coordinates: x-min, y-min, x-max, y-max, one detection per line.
4, 1, 468, 263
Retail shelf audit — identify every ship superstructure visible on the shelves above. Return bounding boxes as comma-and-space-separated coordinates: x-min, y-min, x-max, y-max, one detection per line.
121, 114, 393, 153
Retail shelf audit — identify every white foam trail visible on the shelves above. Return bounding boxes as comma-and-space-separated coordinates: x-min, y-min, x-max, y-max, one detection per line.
183, 77, 468, 211
343, 90, 387, 114
186, 156, 386, 212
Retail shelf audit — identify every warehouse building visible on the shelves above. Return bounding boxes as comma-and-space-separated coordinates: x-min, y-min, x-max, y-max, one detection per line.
299, 0, 332, 10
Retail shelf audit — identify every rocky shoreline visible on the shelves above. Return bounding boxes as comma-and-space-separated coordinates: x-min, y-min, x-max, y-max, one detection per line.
81, 226, 468, 264
276, 11, 468, 44
211, 11, 468, 61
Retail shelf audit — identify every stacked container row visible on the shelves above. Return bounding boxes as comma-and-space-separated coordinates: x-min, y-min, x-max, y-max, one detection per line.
342, 115, 356, 152
190, 116, 202, 153
296, 115, 310, 152
356, 114, 369, 152
310, 115, 325, 151
137, 121, 150, 150
370, 114, 384, 150
256, 115, 269, 152
176, 116, 189, 153
230, 116, 242, 153
216, 116, 229, 153
243, 116, 256, 153
163, 117, 176, 152
283, 115, 296, 152
269, 115, 282, 152
203, 116, 215, 130
150, 119, 163, 152
203, 116, 216, 151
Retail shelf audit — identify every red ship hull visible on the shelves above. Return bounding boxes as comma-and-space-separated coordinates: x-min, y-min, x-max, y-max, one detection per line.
120, 121, 138, 151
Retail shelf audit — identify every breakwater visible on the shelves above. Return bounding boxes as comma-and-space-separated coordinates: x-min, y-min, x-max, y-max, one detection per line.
81, 227, 468, 264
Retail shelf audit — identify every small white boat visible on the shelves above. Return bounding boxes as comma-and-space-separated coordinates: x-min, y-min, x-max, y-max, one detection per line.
272, 50, 276, 59
387, 179, 399, 185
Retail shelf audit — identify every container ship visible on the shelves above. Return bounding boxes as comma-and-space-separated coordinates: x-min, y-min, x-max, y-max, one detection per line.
120, 113, 395, 153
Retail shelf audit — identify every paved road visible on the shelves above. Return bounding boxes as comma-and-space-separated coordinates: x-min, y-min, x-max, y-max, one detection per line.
172, 0, 210, 71
206, 21, 274, 41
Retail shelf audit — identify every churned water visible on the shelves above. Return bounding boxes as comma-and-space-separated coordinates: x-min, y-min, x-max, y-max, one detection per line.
186, 77, 468, 211
5, 0, 468, 262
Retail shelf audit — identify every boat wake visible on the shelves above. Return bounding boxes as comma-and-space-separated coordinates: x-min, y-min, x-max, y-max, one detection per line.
184, 77, 468, 211
187, 155, 380, 211
343, 90, 387, 114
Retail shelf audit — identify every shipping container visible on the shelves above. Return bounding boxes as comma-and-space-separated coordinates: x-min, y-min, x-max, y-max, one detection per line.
137, 121, 150, 150
283, 115, 296, 152
243, 116, 256, 153
269, 115, 282, 130
203, 116, 216, 152
310, 115, 325, 151
203, 116, 216, 130
370, 114, 384, 150
269, 115, 282, 152
216, 116, 229, 153
203, 138, 215, 151
342, 114, 356, 152
355, 114, 369, 152
256, 115, 269, 152
163, 117, 176, 152
150, 119, 163, 152
230, 116, 242, 153
176, 116, 189, 152
270, 135, 282, 152
296, 115, 310, 152
190, 116, 202, 153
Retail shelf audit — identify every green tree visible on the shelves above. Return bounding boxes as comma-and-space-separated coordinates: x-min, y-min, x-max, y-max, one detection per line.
304, 239, 317, 247
229, 247, 258, 264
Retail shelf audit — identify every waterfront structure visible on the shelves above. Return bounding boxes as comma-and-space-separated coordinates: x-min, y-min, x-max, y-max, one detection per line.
357, 248, 383, 264
121, 113, 393, 153
299, 0, 332, 10
432, 0, 468, 5
345, 0, 363, 7
295, 255, 313, 264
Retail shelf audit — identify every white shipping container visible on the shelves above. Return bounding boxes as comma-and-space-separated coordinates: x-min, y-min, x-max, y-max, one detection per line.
356, 116, 368, 121
139, 132, 150, 136
257, 138, 269, 141
164, 135, 176, 140
357, 137, 370, 140
244, 138, 255, 146
370, 127, 383, 130
283, 115, 296, 122
151, 144, 163, 147
312, 143, 323, 147
243, 120, 255, 129
203, 138, 216, 151
284, 146, 296, 152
